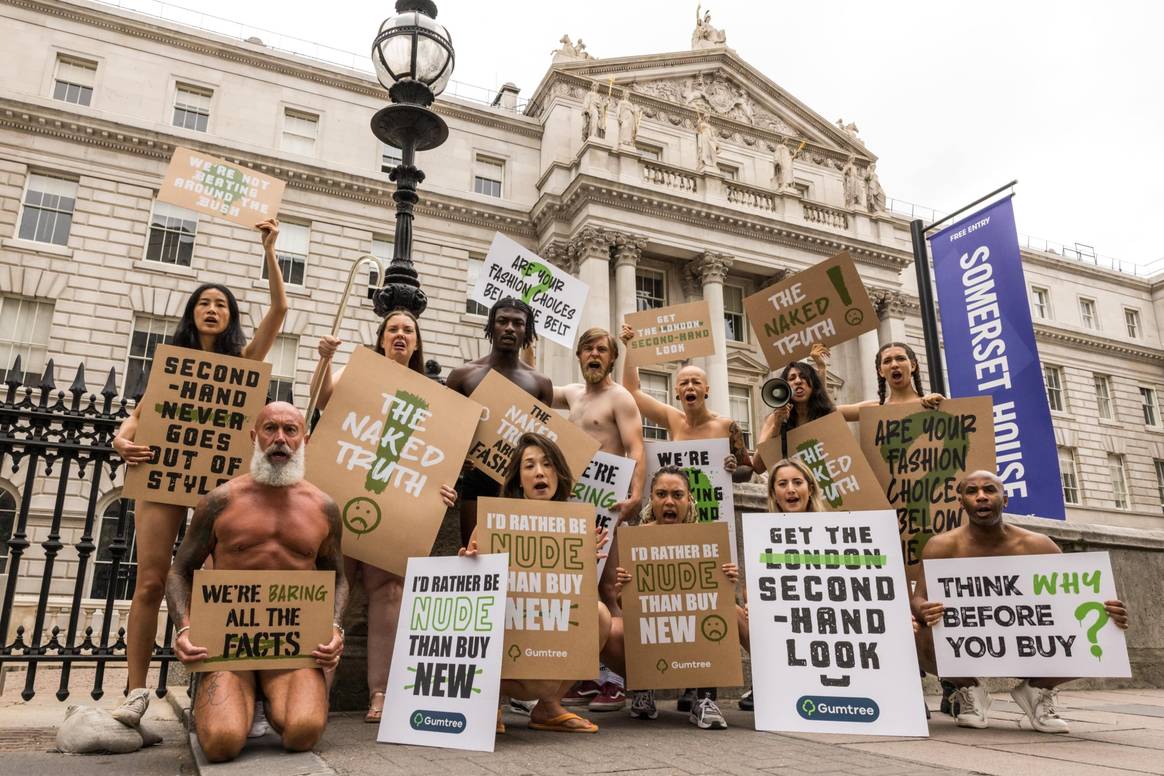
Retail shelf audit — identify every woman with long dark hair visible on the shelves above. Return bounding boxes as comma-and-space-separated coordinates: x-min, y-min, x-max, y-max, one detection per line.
110, 219, 287, 724
752, 344, 834, 472
311, 309, 456, 724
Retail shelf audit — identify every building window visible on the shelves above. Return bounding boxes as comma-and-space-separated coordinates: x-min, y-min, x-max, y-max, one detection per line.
145, 201, 198, 266
1079, 297, 1097, 329
635, 143, 662, 161
0, 295, 55, 384
125, 316, 176, 394
473, 156, 504, 198
1043, 365, 1064, 412
266, 335, 298, 404
728, 385, 753, 448
1030, 286, 1051, 319
90, 499, 137, 600
1155, 459, 1164, 514
717, 163, 739, 180
53, 55, 96, 106
466, 258, 489, 316
380, 143, 402, 173
1093, 374, 1113, 420
281, 109, 319, 156
263, 222, 308, 286
18, 173, 77, 246
724, 285, 745, 342
640, 372, 670, 441
1125, 308, 1141, 338
0, 488, 15, 575
1141, 387, 1160, 427
1058, 447, 1081, 505
1108, 453, 1130, 509
172, 83, 211, 132
367, 237, 392, 299
635, 270, 666, 311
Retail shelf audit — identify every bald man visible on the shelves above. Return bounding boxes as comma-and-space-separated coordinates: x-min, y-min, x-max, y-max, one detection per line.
619, 324, 752, 482
166, 402, 348, 763
911, 470, 1129, 734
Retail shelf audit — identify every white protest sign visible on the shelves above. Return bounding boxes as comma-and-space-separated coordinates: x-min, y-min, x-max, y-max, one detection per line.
378, 554, 509, 752
743, 510, 928, 737
469, 232, 590, 348
570, 451, 634, 578
924, 551, 1130, 678
644, 438, 736, 563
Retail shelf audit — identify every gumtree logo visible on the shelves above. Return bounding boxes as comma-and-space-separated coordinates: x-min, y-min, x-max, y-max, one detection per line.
795, 695, 880, 723
656, 659, 668, 673
411, 711, 425, 727
409, 709, 467, 734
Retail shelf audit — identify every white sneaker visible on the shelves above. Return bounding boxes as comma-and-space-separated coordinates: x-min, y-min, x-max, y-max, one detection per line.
689, 696, 727, 730
951, 684, 990, 729
248, 700, 270, 738
1010, 681, 1069, 734
111, 688, 150, 727
507, 698, 537, 716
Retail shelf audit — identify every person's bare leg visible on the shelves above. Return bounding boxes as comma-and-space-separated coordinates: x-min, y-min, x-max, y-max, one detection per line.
504, 679, 595, 729
193, 671, 255, 763
261, 668, 328, 752
125, 501, 185, 691
600, 616, 626, 677
364, 565, 404, 711
736, 604, 750, 652
915, 625, 975, 687
599, 538, 621, 616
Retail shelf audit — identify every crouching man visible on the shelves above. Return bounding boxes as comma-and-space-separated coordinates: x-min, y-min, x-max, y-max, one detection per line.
165, 402, 348, 762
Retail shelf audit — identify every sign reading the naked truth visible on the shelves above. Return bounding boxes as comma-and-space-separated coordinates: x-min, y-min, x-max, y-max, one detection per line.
571, 451, 635, 578
379, 554, 509, 752
619, 522, 742, 690
644, 438, 737, 561
158, 146, 286, 226
188, 569, 333, 672
477, 498, 599, 680
307, 348, 483, 575
624, 300, 715, 367
743, 511, 927, 736
124, 345, 270, 507
466, 370, 600, 486
925, 551, 1130, 678
756, 413, 890, 511
469, 232, 590, 348
743, 251, 878, 369
859, 397, 995, 570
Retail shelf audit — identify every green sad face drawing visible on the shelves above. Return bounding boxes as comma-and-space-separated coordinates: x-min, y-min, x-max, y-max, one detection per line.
343, 496, 382, 537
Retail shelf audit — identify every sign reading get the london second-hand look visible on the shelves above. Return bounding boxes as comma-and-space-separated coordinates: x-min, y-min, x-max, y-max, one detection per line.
624, 301, 716, 367
124, 345, 271, 507
158, 146, 286, 226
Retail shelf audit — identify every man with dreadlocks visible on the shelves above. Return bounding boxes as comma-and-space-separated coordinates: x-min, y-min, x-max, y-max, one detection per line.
446, 297, 554, 545
838, 341, 945, 418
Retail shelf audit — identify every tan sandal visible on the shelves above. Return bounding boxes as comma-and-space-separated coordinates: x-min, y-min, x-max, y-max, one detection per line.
365, 691, 385, 723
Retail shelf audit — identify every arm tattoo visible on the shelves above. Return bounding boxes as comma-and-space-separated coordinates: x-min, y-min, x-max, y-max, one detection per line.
165, 487, 227, 627
317, 496, 350, 624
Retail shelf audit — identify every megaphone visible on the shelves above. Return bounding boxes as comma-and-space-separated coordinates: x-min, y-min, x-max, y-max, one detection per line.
761, 377, 791, 409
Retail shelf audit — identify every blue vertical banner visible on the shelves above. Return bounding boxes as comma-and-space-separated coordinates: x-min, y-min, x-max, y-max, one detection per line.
928, 196, 1065, 520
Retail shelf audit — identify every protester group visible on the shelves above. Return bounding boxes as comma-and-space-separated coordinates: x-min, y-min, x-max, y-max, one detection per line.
106, 209, 1132, 761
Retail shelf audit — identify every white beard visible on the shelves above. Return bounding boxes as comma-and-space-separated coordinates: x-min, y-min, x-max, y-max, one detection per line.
250, 441, 305, 487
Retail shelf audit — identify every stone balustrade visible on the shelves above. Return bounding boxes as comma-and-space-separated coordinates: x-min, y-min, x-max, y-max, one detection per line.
725, 181, 776, 212
639, 159, 698, 193
802, 201, 850, 230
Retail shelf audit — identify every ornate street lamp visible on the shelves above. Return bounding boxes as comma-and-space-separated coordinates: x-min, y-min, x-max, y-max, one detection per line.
370, 0, 454, 318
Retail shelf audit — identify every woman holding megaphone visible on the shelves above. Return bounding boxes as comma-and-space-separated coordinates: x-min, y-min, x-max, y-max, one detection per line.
751, 344, 834, 473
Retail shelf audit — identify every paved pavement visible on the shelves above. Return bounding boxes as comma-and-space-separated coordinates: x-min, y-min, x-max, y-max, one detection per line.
3, 667, 1163, 776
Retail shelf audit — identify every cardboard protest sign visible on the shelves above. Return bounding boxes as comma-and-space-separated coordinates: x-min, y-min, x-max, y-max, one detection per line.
744, 251, 878, 369
619, 522, 742, 690
858, 397, 995, 570
467, 370, 600, 485
307, 347, 482, 575
644, 438, 737, 561
757, 413, 891, 511
469, 232, 589, 348
158, 146, 286, 226
379, 554, 509, 752
743, 511, 927, 737
925, 551, 1130, 678
477, 498, 599, 680
188, 569, 333, 672
124, 345, 270, 507
624, 301, 715, 367
571, 451, 635, 578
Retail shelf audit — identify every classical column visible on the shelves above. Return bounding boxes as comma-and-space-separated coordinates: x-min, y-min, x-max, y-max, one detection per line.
541, 241, 580, 385
686, 252, 733, 417
570, 227, 613, 334
876, 291, 908, 345
611, 233, 647, 379
856, 328, 880, 403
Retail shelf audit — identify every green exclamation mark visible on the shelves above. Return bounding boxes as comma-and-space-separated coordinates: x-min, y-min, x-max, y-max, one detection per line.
826, 265, 852, 305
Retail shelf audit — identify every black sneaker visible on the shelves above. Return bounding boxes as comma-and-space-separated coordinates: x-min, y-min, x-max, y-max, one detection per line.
676, 688, 696, 712
940, 680, 957, 716
628, 690, 658, 720
738, 687, 753, 711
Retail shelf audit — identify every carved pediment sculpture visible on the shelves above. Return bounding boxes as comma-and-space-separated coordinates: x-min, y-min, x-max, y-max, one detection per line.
634, 73, 794, 135
692, 3, 727, 49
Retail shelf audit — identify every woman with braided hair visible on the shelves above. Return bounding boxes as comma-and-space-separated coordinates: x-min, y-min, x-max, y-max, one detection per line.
839, 341, 944, 419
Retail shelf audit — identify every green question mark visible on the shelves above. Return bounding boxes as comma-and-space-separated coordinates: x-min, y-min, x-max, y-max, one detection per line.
1074, 602, 1109, 659
520, 261, 554, 304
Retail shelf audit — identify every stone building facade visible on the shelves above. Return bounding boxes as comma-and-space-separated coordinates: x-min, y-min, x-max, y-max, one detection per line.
1, 0, 1162, 635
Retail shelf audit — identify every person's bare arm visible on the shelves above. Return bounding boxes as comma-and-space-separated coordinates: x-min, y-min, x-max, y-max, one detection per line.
614, 389, 647, 521
536, 373, 554, 405
551, 384, 571, 410
308, 336, 343, 413
112, 403, 153, 464
912, 534, 957, 625
312, 495, 348, 669
617, 327, 676, 428
727, 420, 753, 482
444, 365, 469, 397
839, 399, 877, 422
166, 486, 229, 663
242, 218, 289, 361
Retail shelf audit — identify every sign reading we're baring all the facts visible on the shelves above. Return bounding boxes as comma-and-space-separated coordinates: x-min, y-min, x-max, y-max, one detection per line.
379, 554, 509, 753
644, 438, 737, 562
188, 569, 334, 672
925, 551, 1130, 678
743, 251, 878, 369
571, 451, 634, 578
468, 232, 590, 348
624, 300, 715, 367
123, 345, 270, 507
158, 146, 286, 226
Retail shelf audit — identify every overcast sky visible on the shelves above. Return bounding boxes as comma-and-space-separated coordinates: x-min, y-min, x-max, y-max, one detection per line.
116, 0, 1163, 269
